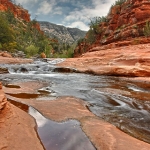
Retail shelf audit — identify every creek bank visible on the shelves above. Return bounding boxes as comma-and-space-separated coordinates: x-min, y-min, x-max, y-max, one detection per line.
0, 82, 44, 150
58, 43, 150, 77
3, 80, 150, 150
0, 56, 33, 64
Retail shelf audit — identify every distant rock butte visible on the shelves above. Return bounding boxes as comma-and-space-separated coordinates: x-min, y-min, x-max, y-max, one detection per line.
0, 0, 30, 22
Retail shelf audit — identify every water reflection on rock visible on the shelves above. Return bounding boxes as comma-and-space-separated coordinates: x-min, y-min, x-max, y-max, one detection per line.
29, 107, 96, 150
1, 60, 150, 144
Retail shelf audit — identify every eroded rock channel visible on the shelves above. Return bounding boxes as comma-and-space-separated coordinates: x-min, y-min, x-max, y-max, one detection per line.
1, 59, 150, 150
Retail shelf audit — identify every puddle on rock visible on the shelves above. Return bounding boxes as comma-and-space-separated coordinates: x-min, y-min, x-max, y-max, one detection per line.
5, 84, 21, 88
29, 107, 96, 150
6, 93, 40, 99
8, 99, 96, 150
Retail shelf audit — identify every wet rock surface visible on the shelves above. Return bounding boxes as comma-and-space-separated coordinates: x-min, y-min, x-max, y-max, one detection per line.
1, 59, 150, 149
0, 56, 33, 64
58, 44, 150, 77
0, 83, 44, 150
81, 117, 150, 150
29, 107, 96, 150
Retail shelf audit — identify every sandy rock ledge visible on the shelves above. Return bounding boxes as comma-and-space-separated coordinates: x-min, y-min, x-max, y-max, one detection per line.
0, 82, 44, 150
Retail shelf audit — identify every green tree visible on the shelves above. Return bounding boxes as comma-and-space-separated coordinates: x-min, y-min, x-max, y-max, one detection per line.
25, 44, 39, 57
143, 21, 150, 37
0, 14, 15, 44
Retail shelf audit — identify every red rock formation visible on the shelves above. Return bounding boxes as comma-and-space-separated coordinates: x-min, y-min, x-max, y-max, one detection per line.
40, 52, 46, 58
59, 43, 150, 77
0, 0, 30, 22
75, 0, 150, 56
0, 52, 12, 58
0, 82, 7, 110
0, 82, 44, 150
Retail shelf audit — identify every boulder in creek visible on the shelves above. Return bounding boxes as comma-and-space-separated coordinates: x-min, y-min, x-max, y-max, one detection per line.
0, 67, 9, 74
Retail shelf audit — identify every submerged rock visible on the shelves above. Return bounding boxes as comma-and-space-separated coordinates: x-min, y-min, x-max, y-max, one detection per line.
0, 67, 9, 74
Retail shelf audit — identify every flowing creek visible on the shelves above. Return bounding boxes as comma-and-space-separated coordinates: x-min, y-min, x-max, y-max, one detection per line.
1, 59, 150, 149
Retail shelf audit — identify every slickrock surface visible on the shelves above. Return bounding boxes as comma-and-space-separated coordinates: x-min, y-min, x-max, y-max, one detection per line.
4, 81, 150, 150
58, 43, 150, 77
0, 56, 33, 64
81, 117, 150, 150
0, 82, 7, 110
0, 83, 44, 150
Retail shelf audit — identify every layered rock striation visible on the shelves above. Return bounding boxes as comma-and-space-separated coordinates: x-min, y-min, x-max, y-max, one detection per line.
0, 82, 44, 150
75, 0, 150, 56
58, 43, 150, 77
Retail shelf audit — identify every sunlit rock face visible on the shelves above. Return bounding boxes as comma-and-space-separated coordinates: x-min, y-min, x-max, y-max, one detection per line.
74, 0, 150, 56
0, 82, 7, 110
58, 43, 150, 77
0, 82, 44, 150
0, 0, 30, 22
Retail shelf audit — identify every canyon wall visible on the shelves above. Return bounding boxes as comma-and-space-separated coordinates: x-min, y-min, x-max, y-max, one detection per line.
0, 0, 30, 22
75, 0, 150, 56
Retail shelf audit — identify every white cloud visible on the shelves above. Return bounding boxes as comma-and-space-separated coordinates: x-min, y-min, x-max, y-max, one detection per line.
37, 1, 55, 15
67, 21, 89, 31
63, 0, 116, 30
64, 0, 115, 22
15, 0, 38, 5
14, 0, 117, 30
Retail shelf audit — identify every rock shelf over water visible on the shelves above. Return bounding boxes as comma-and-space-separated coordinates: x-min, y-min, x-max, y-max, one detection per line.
0, 82, 44, 150
3, 80, 150, 150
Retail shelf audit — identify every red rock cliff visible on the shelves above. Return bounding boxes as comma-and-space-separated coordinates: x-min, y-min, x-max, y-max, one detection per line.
75, 0, 150, 56
0, 0, 30, 22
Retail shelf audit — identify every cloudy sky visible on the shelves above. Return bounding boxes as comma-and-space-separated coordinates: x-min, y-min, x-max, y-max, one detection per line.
14, 0, 116, 31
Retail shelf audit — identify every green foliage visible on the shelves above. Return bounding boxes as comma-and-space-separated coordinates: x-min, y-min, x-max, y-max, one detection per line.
77, 38, 85, 45
0, 43, 2, 49
0, 9, 55, 57
143, 21, 150, 37
86, 30, 96, 44
2, 42, 17, 52
25, 45, 39, 57
5, 9, 16, 24
112, 0, 126, 6
89, 16, 107, 34
52, 44, 75, 58
85, 16, 108, 44
0, 13, 15, 44
53, 49, 74, 58
0, 9, 75, 58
